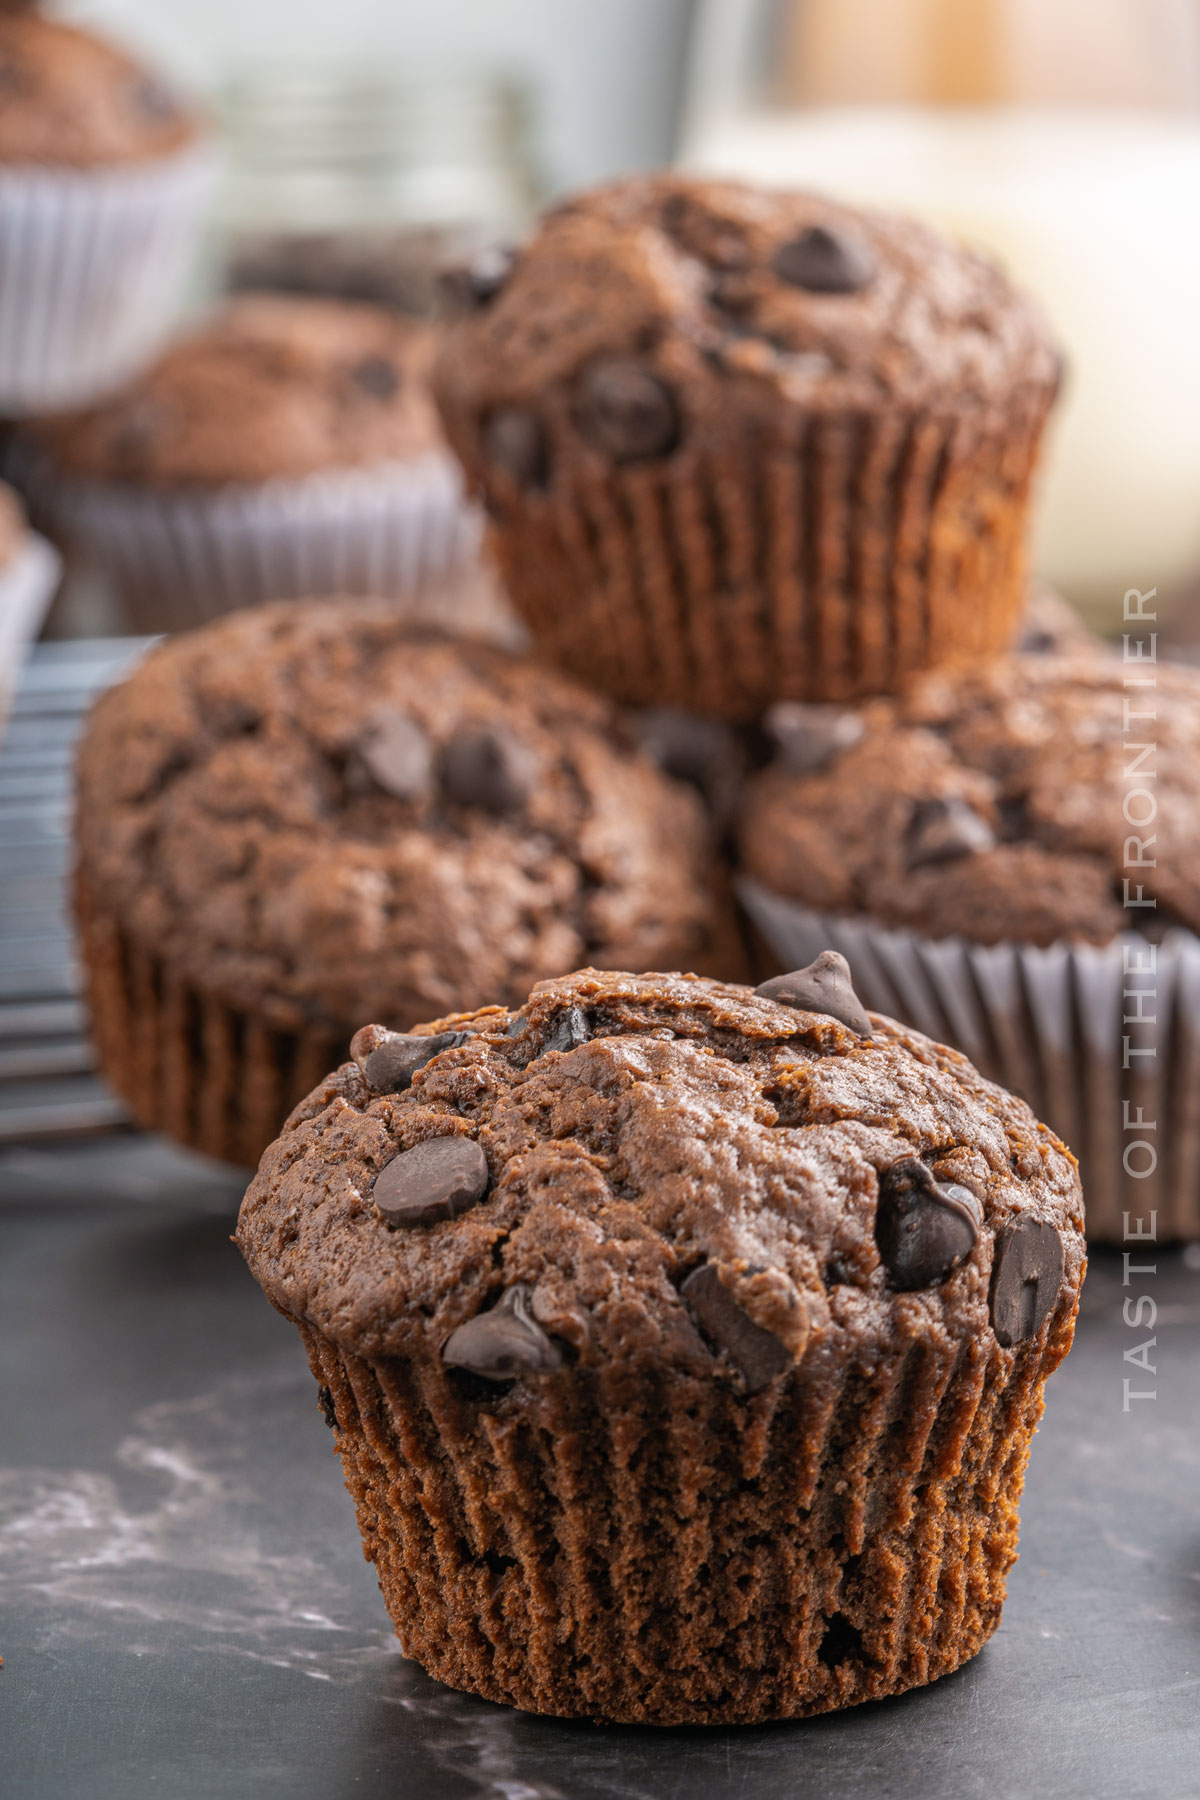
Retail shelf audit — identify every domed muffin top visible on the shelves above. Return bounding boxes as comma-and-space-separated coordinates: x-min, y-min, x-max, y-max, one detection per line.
236, 965, 1083, 1386
0, 12, 199, 166
74, 602, 718, 1032
740, 652, 1200, 948
39, 295, 446, 486
434, 173, 1059, 494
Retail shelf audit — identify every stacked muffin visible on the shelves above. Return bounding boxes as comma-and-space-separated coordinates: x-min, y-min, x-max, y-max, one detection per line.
76, 172, 1095, 1725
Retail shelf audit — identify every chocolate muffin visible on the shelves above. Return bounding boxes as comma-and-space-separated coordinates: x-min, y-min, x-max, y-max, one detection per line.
74, 601, 722, 1167
236, 961, 1084, 1724
738, 652, 1200, 1239
434, 173, 1061, 721
32, 294, 477, 629
0, 9, 212, 413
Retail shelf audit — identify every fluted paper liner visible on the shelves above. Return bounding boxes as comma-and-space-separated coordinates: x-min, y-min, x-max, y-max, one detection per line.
0, 144, 216, 415
483, 382, 1055, 721
291, 1266, 1076, 1724
0, 532, 61, 726
740, 877, 1193, 1244
76, 888, 344, 1168
47, 452, 482, 633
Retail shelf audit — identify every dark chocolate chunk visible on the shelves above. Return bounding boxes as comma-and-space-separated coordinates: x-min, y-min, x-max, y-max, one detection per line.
481, 407, 547, 487
681, 1264, 792, 1394
542, 1006, 590, 1057
765, 701, 864, 775
907, 796, 995, 866
632, 707, 744, 827
351, 355, 400, 399
373, 1135, 489, 1228
989, 1218, 1064, 1346
316, 1385, 337, 1430
442, 1283, 564, 1380
772, 226, 875, 295
438, 245, 515, 312
875, 1158, 982, 1290
576, 360, 679, 462
360, 709, 432, 801
362, 1030, 460, 1093
756, 951, 872, 1038
441, 726, 536, 814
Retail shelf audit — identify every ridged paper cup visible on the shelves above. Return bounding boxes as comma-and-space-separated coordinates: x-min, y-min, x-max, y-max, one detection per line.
292, 1275, 1076, 1723
0, 532, 61, 728
45, 452, 483, 633
481, 382, 1054, 722
75, 884, 346, 1169
0, 143, 216, 416
739, 877, 1195, 1244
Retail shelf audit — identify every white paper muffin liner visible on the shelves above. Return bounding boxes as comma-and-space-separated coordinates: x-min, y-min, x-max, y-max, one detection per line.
44, 452, 484, 633
739, 877, 1199, 1244
0, 143, 216, 415
0, 532, 61, 727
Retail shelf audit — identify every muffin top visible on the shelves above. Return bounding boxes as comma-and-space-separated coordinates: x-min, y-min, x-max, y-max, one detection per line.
740, 653, 1200, 948
434, 172, 1059, 497
0, 479, 27, 570
236, 965, 1083, 1388
0, 11, 199, 167
75, 601, 718, 1032
39, 295, 447, 487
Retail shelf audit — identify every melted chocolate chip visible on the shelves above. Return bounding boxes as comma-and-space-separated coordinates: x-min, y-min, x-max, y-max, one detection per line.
875, 1158, 982, 1290
756, 952, 872, 1039
359, 710, 432, 801
989, 1218, 1064, 1346
316, 1385, 337, 1430
576, 360, 679, 463
351, 355, 400, 400
372, 1136, 489, 1228
765, 701, 864, 775
907, 797, 995, 867
442, 1283, 564, 1380
542, 1006, 590, 1057
438, 245, 515, 312
361, 1030, 460, 1094
441, 727, 536, 814
772, 226, 875, 295
481, 407, 547, 487
681, 1264, 792, 1394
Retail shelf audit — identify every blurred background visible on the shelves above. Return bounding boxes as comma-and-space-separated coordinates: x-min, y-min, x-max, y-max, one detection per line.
49, 0, 1200, 634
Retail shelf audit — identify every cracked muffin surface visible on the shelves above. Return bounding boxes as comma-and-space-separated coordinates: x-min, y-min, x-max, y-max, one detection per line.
74, 601, 718, 1036
237, 966, 1084, 1369
741, 652, 1200, 948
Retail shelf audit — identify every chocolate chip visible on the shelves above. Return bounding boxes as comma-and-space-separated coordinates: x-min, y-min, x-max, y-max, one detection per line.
989, 1218, 1064, 1346
316, 1385, 337, 1430
576, 360, 679, 462
907, 797, 995, 867
875, 1158, 982, 1290
359, 710, 432, 801
442, 1283, 564, 1380
361, 1030, 460, 1093
772, 226, 875, 295
481, 407, 547, 487
756, 951, 872, 1038
373, 1136, 489, 1228
632, 707, 744, 826
660, 194, 749, 270
765, 701, 864, 775
543, 1006, 590, 1057
438, 245, 515, 311
351, 355, 400, 400
681, 1264, 792, 1394
441, 727, 536, 814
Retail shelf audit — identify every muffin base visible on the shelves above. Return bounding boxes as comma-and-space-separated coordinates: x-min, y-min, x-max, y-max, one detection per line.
76, 889, 345, 1168
296, 1284, 1077, 1725
482, 385, 1055, 721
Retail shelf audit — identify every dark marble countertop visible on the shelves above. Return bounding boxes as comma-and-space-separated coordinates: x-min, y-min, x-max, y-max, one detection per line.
2, 1139, 1198, 1800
